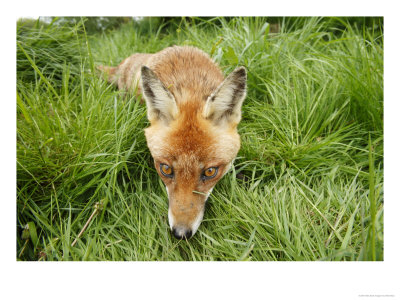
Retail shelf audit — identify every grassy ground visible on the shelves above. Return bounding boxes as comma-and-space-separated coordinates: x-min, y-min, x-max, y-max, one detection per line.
16, 17, 383, 261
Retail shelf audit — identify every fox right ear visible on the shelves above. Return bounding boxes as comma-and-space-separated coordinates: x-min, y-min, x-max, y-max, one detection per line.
203, 67, 247, 127
140, 66, 178, 124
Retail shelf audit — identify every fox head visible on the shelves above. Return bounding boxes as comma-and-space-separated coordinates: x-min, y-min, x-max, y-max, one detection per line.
141, 65, 247, 239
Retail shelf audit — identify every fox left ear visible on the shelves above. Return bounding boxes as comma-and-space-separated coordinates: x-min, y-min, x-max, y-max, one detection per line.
203, 66, 247, 126
141, 66, 178, 124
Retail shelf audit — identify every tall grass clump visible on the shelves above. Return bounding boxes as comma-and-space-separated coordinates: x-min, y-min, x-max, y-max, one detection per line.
17, 17, 383, 261
17, 18, 86, 86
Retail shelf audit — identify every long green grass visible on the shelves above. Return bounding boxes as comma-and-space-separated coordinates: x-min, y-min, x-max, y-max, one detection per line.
16, 17, 383, 261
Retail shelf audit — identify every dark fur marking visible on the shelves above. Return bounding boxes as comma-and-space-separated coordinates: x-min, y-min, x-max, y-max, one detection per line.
234, 67, 246, 79
231, 87, 245, 107
143, 82, 156, 100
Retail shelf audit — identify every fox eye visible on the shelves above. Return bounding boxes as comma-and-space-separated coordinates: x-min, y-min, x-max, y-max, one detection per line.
160, 163, 173, 178
202, 167, 218, 180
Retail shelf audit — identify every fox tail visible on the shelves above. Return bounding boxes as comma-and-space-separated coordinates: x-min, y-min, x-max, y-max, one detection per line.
96, 65, 118, 84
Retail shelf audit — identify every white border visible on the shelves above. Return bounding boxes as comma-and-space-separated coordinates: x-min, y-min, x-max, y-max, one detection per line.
3, 1, 399, 299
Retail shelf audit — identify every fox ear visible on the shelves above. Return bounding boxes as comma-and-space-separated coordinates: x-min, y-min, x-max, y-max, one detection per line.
141, 66, 178, 124
203, 67, 247, 126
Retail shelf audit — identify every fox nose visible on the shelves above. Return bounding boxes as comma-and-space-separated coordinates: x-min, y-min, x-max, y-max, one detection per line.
172, 226, 193, 240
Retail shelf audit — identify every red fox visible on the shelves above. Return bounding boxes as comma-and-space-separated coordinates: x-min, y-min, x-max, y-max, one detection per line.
98, 46, 247, 239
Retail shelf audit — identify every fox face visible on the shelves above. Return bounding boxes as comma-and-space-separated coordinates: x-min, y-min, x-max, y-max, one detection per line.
98, 46, 247, 239
141, 60, 247, 239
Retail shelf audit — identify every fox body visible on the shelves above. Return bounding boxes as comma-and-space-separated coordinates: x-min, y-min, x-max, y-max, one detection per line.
98, 46, 247, 239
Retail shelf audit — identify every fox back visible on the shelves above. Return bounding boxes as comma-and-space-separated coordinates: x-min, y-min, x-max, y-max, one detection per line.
98, 46, 247, 239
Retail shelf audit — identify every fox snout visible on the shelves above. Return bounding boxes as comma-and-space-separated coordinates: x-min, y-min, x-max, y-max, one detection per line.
169, 210, 197, 240
172, 227, 192, 240
166, 186, 208, 239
